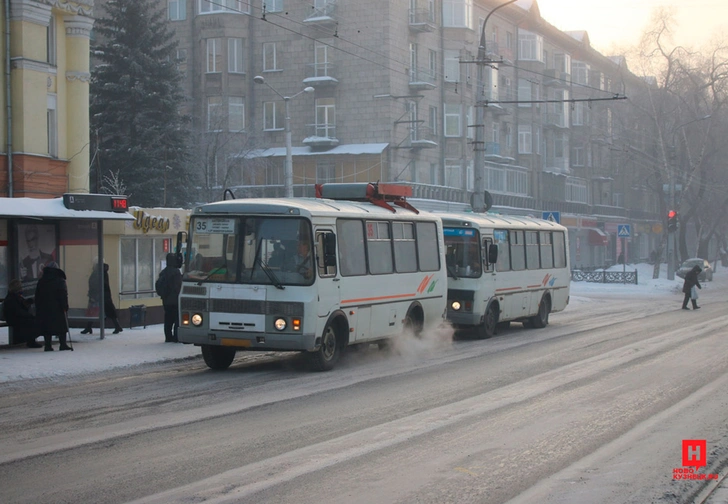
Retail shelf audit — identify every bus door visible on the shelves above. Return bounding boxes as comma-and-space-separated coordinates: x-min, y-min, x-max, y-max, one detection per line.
315, 229, 340, 319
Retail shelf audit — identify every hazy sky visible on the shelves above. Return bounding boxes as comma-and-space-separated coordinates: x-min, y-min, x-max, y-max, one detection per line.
536, 0, 728, 54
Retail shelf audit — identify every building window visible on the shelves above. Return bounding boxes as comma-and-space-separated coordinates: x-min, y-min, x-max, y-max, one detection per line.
506, 31, 513, 50
199, 0, 247, 14
120, 237, 169, 300
573, 147, 585, 166
315, 98, 335, 137
207, 96, 222, 131
444, 103, 461, 137
47, 15, 56, 65
518, 78, 531, 107
263, 101, 284, 130
263, 42, 279, 71
444, 158, 461, 188
317, 161, 336, 183
47, 94, 57, 157
429, 106, 437, 136
554, 52, 571, 73
428, 49, 437, 81
228, 38, 244, 74
409, 43, 418, 81
169, 0, 186, 20
518, 124, 532, 154
572, 61, 588, 85
444, 50, 460, 82
566, 177, 588, 203
229, 97, 245, 132
466, 106, 474, 140
443, 0, 472, 28
263, 0, 282, 13
518, 30, 543, 62
206, 38, 222, 73
314, 41, 332, 77
176, 49, 187, 75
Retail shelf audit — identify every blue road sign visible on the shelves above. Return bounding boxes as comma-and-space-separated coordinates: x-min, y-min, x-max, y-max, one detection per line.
542, 211, 561, 224
617, 224, 631, 237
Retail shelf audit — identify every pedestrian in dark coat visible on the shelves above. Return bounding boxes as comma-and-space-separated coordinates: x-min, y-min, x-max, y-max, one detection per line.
34, 262, 71, 351
156, 253, 182, 342
81, 262, 123, 334
681, 265, 702, 310
3, 279, 41, 347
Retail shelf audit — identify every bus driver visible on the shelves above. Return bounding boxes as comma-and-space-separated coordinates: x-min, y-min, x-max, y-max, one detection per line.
286, 240, 313, 280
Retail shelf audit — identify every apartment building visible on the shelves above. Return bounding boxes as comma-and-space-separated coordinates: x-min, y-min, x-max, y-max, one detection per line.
161, 0, 660, 266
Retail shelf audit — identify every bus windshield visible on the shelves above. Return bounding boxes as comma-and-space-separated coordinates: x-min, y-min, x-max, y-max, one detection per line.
443, 227, 482, 278
184, 216, 314, 286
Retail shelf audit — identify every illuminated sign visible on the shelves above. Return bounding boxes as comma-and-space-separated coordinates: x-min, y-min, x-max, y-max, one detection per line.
63, 194, 129, 213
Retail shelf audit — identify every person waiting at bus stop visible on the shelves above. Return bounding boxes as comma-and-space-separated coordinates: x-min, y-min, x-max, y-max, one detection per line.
3, 279, 42, 348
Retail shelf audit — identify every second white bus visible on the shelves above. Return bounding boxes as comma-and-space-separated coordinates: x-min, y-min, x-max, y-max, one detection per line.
438, 212, 570, 338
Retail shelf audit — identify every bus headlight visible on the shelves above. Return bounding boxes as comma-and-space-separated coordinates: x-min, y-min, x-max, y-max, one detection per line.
451, 301, 462, 311
191, 313, 203, 326
274, 318, 287, 331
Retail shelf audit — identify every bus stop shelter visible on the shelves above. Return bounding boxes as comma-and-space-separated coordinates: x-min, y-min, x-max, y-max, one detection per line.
0, 194, 133, 344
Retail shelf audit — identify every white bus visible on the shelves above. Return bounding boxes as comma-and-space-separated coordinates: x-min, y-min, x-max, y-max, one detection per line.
177, 184, 447, 371
438, 212, 570, 339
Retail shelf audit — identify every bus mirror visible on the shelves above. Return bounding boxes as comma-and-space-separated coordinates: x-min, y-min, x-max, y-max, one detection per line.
488, 243, 498, 265
176, 231, 188, 267
323, 232, 337, 267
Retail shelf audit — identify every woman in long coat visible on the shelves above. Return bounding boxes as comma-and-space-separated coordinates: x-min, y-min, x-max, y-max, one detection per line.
34, 262, 71, 351
681, 265, 702, 310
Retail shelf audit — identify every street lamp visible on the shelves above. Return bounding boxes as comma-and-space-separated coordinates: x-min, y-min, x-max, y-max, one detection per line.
254, 75, 314, 198
472, 0, 518, 212
666, 114, 711, 280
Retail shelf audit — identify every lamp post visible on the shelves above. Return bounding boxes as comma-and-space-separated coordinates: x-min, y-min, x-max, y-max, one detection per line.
254, 76, 314, 198
472, 0, 518, 212
666, 114, 711, 280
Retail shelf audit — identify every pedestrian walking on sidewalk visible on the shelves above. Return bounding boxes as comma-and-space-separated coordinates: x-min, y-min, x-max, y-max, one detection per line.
681, 265, 702, 310
34, 262, 72, 351
81, 262, 123, 334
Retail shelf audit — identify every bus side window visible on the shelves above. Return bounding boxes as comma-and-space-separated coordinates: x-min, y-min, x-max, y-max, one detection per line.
316, 231, 337, 277
483, 238, 495, 271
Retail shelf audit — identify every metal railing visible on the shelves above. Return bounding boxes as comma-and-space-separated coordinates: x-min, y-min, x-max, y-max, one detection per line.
571, 269, 638, 284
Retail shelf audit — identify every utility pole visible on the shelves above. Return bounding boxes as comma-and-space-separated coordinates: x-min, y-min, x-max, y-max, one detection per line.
472, 0, 517, 212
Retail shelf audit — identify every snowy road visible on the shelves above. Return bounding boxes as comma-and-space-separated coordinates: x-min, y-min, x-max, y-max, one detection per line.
0, 281, 727, 504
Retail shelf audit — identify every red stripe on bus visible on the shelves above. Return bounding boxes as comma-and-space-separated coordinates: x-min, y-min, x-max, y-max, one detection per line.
527, 284, 543, 288
342, 293, 416, 304
495, 287, 521, 292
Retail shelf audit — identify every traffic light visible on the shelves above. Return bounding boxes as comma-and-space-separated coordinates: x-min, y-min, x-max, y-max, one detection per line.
667, 210, 678, 232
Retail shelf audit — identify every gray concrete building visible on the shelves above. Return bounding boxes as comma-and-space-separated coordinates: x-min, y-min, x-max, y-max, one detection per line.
154, 0, 661, 267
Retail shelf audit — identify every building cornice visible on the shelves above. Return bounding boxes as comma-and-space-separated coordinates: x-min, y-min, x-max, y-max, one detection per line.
66, 70, 90, 82
65, 14, 94, 37
10, 57, 50, 73
10, 0, 52, 26
39, 0, 94, 17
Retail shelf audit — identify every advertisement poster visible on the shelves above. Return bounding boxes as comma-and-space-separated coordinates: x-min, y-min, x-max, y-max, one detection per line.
17, 223, 57, 293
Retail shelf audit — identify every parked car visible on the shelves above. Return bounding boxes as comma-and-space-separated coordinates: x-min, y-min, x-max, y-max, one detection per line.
676, 258, 713, 281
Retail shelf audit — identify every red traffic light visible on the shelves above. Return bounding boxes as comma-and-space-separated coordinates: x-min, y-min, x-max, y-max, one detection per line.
667, 210, 677, 219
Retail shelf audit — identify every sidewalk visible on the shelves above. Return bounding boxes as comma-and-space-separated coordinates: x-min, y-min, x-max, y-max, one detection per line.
0, 324, 200, 384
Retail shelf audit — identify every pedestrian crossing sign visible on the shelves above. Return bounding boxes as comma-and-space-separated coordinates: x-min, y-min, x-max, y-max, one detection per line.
617, 224, 631, 237
542, 211, 561, 224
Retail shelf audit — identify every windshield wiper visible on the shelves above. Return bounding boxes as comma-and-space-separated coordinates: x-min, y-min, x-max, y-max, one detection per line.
249, 239, 284, 289
197, 264, 227, 285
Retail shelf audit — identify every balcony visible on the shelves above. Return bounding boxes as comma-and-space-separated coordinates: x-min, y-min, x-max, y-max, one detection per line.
409, 127, 437, 149
409, 8, 436, 33
303, 124, 339, 148
543, 112, 568, 129
545, 157, 569, 171
408, 69, 436, 91
304, 0, 337, 28
543, 68, 571, 88
303, 63, 339, 86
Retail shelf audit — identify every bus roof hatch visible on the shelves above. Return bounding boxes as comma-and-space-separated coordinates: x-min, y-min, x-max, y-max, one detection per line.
315, 183, 419, 214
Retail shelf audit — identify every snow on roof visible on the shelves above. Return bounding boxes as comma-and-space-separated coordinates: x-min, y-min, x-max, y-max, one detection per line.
241, 143, 389, 159
0, 197, 135, 221
566, 30, 591, 46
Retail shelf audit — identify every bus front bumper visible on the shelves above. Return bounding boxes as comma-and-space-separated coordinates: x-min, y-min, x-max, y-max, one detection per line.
178, 329, 319, 352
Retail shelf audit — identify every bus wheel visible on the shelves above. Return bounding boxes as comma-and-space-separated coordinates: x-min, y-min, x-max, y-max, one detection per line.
308, 323, 341, 371
201, 345, 236, 370
530, 295, 551, 329
403, 309, 424, 338
477, 304, 497, 339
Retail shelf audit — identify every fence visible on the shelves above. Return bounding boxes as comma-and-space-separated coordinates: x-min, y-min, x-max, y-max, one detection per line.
571, 269, 638, 284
